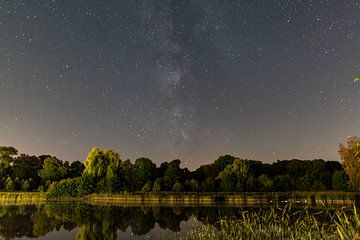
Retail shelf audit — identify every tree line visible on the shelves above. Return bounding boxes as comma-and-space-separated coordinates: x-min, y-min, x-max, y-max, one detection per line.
0, 137, 359, 197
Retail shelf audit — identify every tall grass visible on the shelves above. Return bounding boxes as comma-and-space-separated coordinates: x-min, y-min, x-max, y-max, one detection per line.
185, 204, 360, 240
0, 192, 46, 204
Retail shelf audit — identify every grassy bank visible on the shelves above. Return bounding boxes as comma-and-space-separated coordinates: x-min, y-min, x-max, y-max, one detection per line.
0, 191, 358, 206
184, 204, 360, 240
0, 192, 46, 204
89, 192, 360, 206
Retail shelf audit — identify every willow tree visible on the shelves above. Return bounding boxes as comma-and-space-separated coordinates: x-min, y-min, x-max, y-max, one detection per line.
216, 158, 254, 192
83, 147, 122, 192
338, 137, 360, 191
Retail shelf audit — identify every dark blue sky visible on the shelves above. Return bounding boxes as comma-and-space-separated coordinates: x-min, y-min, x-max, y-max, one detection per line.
1, 0, 360, 168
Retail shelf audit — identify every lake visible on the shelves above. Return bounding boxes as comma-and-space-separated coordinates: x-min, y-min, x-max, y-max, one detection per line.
0, 202, 354, 240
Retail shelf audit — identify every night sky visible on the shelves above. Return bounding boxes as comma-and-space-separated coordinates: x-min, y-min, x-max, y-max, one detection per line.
1, 0, 360, 169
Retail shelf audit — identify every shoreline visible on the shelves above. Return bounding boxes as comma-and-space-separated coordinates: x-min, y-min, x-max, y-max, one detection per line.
0, 191, 359, 206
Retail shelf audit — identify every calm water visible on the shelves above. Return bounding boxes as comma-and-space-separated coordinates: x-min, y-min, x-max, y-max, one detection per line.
0, 203, 349, 240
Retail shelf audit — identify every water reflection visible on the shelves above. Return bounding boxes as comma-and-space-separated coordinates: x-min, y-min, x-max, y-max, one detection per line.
0, 203, 232, 239
0, 203, 346, 240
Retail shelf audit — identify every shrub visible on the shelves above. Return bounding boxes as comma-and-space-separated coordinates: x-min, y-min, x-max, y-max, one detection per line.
47, 178, 79, 198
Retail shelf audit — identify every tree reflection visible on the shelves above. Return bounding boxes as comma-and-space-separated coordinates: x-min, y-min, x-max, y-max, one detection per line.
0, 205, 36, 240
0, 203, 238, 239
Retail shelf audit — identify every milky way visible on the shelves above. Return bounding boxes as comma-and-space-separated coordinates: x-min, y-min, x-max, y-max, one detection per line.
1, 0, 360, 168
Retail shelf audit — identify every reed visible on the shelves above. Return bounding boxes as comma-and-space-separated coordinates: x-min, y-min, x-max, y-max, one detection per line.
184, 204, 360, 240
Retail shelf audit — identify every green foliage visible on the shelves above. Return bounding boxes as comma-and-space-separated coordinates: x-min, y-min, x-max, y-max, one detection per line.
338, 137, 360, 191
141, 181, 152, 193
256, 174, 274, 192
217, 159, 253, 192
84, 147, 122, 180
69, 160, 85, 178
4, 177, 14, 191
39, 157, 68, 184
0, 145, 354, 194
83, 147, 124, 193
21, 179, 31, 191
186, 179, 200, 192
0, 147, 18, 186
47, 178, 79, 198
172, 181, 183, 192
201, 177, 216, 192
46, 176, 94, 198
332, 170, 349, 191
121, 159, 134, 191
0, 161, 10, 187
273, 174, 293, 191
296, 175, 312, 191
11, 154, 42, 187
134, 158, 156, 190
152, 178, 161, 193
163, 159, 182, 190
76, 175, 95, 196
104, 167, 115, 193
0, 146, 18, 160
212, 155, 235, 175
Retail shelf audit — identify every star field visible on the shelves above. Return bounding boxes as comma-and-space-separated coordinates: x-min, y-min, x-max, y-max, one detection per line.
1, 0, 360, 168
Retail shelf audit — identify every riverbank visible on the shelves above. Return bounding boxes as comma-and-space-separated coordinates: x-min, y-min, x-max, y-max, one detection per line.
0, 192, 46, 204
0, 191, 359, 205
88, 192, 360, 206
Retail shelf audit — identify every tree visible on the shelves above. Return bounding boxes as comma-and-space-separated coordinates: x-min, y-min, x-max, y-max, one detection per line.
163, 160, 182, 190
4, 177, 14, 191
338, 137, 360, 191
104, 167, 116, 193
152, 178, 161, 193
332, 170, 348, 191
0, 146, 18, 161
141, 181, 152, 193
121, 159, 134, 191
76, 175, 95, 196
212, 155, 235, 175
306, 159, 328, 186
172, 181, 183, 192
201, 177, 216, 192
39, 157, 68, 185
12, 154, 43, 189
216, 158, 253, 192
0, 146, 18, 187
257, 174, 274, 192
296, 175, 312, 191
186, 179, 200, 192
21, 179, 31, 191
69, 161, 85, 178
286, 159, 307, 179
83, 147, 122, 180
273, 174, 293, 191
134, 158, 156, 190
83, 147, 123, 192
